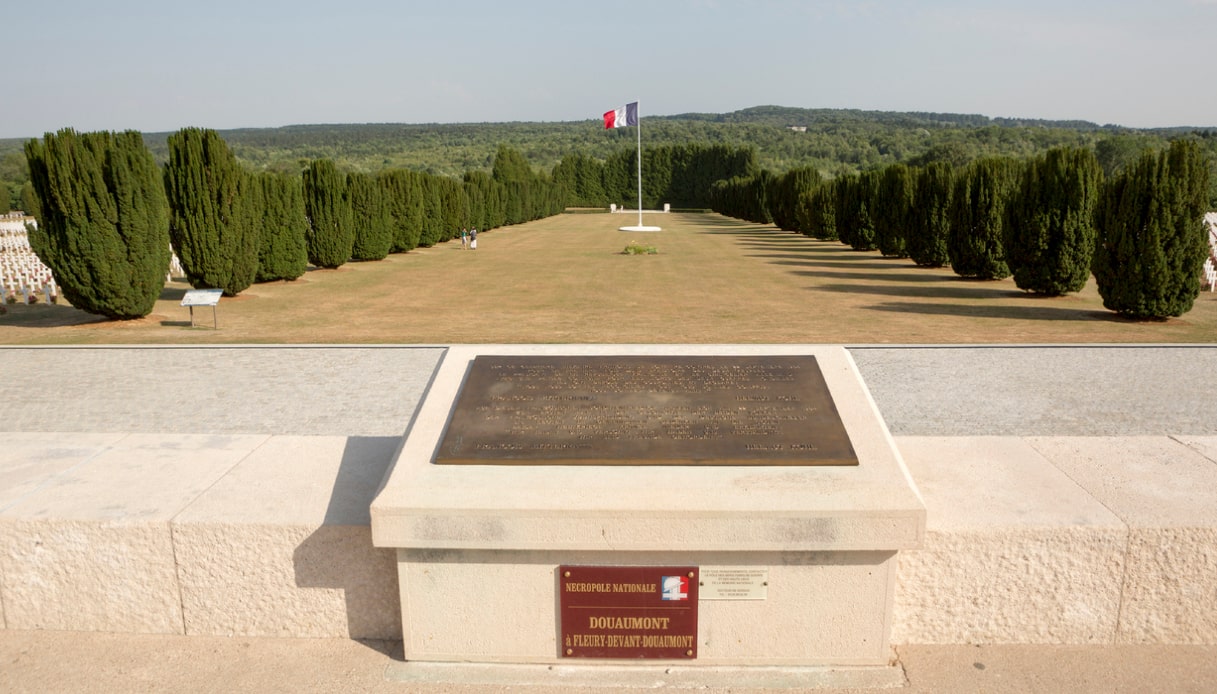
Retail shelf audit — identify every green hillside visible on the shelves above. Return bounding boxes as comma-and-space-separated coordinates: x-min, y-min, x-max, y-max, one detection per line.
4, 105, 1216, 212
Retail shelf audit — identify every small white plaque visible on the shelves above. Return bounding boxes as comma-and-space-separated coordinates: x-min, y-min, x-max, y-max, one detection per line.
180, 288, 222, 307
699, 567, 769, 600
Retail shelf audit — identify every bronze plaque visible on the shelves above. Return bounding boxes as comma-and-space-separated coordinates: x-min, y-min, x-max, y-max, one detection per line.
559, 565, 698, 659
436, 355, 857, 466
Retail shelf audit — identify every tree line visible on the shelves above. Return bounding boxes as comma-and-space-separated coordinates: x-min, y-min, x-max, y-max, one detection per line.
7, 105, 1215, 211
24, 128, 562, 319
19, 122, 1214, 322
709, 141, 1212, 319
552, 143, 757, 209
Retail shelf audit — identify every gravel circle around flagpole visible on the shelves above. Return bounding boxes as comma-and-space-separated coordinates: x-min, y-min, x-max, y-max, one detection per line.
619, 226, 662, 231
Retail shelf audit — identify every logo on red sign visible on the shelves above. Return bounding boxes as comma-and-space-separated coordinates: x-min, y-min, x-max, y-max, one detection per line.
661, 575, 689, 601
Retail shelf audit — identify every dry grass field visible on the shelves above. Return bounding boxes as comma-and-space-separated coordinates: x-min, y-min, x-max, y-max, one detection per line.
1, 212, 1214, 345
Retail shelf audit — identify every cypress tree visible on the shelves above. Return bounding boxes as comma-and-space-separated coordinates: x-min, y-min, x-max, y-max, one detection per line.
493, 146, 532, 224
255, 171, 308, 282
838, 170, 879, 251
24, 129, 169, 319
379, 169, 423, 253
347, 171, 392, 261
463, 177, 486, 231
1005, 147, 1102, 295
20, 181, 40, 220
833, 175, 857, 247
771, 167, 822, 232
1093, 140, 1210, 318
602, 149, 634, 207
438, 176, 468, 239
908, 162, 953, 268
796, 182, 836, 240
462, 171, 494, 232
302, 159, 354, 268
418, 175, 444, 246
948, 157, 1020, 279
164, 128, 259, 296
874, 164, 914, 257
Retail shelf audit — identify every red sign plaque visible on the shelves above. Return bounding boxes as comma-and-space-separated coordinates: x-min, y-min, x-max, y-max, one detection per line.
559, 565, 699, 659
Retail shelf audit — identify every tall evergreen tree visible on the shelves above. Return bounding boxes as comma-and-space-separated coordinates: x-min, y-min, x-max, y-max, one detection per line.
908, 162, 953, 268
465, 170, 505, 230
796, 182, 836, 240
347, 171, 392, 261
378, 168, 423, 252
948, 157, 1021, 279
1005, 147, 1102, 295
302, 159, 354, 268
164, 128, 260, 296
837, 170, 880, 251
438, 176, 468, 238
771, 167, 822, 232
255, 171, 308, 282
24, 129, 169, 319
418, 174, 444, 246
833, 175, 858, 248
874, 163, 914, 257
20, 181, 40, 220
1093, 139, 1210, 318
553, 152, 606, 207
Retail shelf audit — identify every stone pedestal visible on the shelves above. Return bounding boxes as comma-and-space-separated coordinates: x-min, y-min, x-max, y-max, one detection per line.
371, 345, 924, 680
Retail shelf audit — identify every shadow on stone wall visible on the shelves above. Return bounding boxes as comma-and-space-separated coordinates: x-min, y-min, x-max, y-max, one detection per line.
293, 436, 403, 642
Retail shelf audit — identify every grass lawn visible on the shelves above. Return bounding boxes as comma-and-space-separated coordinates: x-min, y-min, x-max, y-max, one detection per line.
2, 212, 1214, 345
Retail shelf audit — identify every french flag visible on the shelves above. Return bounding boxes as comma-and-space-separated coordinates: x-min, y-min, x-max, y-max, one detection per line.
603, 102, 638, 129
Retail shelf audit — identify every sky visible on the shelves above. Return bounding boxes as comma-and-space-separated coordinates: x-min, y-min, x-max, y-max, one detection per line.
6, 0, 1217, 139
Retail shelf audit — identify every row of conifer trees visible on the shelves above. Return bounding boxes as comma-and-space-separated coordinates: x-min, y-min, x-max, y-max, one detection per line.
552, 143, 757, 209
710, 141, 1212, 319
24, 128, 563, 319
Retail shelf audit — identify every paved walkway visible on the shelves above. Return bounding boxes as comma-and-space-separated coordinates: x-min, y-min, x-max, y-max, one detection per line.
3, 344, 1213, 436
2, 344, 1216, 692
4, 630, 1217, 693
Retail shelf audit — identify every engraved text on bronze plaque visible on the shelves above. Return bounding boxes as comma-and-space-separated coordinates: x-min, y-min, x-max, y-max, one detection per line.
435, 355, 857, 466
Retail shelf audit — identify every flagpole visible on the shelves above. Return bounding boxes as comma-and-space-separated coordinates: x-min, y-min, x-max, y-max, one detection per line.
635, 99, 643, 228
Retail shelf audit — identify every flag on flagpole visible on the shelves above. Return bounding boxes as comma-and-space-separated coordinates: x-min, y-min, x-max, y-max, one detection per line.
603, 102, 638, 129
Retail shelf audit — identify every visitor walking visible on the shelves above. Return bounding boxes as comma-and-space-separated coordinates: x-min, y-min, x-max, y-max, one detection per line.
461, 227, 467, 250
470, 227, 478, 250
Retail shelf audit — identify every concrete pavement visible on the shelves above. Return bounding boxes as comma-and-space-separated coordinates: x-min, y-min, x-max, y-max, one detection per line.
2, 345, 1216, 691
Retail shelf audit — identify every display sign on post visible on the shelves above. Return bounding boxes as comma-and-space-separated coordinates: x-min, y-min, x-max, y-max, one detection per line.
559, 565, 699, 659
180, 288, 222, 328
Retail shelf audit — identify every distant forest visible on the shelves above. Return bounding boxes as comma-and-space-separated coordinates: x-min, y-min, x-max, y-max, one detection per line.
4, 104, 1216, 212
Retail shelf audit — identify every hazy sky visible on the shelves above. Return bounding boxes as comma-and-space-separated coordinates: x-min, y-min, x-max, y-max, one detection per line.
7, 0, 1217, 139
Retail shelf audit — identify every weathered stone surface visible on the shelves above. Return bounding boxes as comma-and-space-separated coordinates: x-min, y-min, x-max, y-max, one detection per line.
374, 345, 925, 554
399, 548, 897, 666
376, 345, 925, 667
0, 519, 183, 633
174, 435, 401, 638
174, 523, 399, 639
0, 433, 262, 634
1027, 436, 1217, 644
1119, 527, 1217, 644
0, 433, 127, 511
892, 436, 1126, 644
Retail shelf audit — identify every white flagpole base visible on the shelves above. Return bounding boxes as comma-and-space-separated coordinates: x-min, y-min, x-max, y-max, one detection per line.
618, 225, 662, 232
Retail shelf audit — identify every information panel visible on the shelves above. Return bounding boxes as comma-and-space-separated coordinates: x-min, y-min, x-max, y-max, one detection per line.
559, 565, 698, 659
437, 355, 857, 466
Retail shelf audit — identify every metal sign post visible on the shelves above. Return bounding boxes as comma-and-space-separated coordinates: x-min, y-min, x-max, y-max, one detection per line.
180, 288, 223, 328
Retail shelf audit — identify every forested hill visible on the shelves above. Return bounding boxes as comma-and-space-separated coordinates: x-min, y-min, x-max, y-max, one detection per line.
3, 105, 1215, 210
659, 104, 1113, 131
